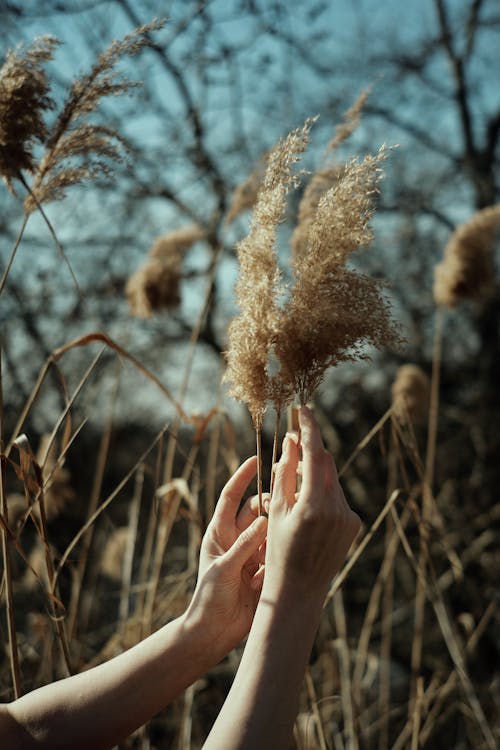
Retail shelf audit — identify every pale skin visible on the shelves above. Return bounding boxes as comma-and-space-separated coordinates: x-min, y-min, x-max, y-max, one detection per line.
0, 406, 360, 749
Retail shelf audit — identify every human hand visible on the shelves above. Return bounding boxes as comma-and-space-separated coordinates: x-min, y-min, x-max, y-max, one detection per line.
261, 405, 361, 604
185, 457, 268, 658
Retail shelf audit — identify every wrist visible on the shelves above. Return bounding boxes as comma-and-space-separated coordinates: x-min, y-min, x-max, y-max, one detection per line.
181, 597, 231, 667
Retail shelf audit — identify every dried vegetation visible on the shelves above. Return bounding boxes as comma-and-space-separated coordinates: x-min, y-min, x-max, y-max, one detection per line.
0, 26, 498, 750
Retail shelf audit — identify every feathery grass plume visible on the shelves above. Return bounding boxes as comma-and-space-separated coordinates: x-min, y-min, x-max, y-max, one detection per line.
433, 204, 500, 307
291, 90, 370, 261
148, 225, 205, 260
126, 257, 182, 317
24, 19, 164, 212
291, 165, 342, 261
326, 88, 371, 154
126, 224, 204, 318
0, 36, 58, 192
391, 364, 430, 424
224, 119, 314, 425
275, 147, 401, 405
225, 151, 269, 225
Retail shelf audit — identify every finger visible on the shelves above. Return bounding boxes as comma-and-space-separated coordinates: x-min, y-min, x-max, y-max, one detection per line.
250, 565, 265, 591
299, 405, 327, 500
214, 456, 257, 525
324, 451, 339, 493
272, 433, 299, 510
222, 516, 268, 571
236, 493, 271, 532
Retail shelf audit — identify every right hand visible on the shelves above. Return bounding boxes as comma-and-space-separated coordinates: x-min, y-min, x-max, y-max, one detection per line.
259, 405, 361, 602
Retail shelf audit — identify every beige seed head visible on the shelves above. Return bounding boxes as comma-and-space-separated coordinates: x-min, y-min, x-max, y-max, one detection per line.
433, 205, 500, 307
0, 36, 57, 191
391, 364, 430, 424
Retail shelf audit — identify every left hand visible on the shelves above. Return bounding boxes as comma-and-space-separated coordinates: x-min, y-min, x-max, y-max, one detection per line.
185, 456, 268, 657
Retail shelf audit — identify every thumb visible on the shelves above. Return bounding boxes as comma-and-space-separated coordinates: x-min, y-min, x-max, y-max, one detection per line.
223, 516, 268, 571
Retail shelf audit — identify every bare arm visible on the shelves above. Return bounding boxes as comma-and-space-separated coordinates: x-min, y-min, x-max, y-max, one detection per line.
0, 458, 268, 750
203, 406, 361, 749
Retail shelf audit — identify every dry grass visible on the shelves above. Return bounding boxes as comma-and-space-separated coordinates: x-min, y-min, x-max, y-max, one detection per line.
1, 29, 498, 750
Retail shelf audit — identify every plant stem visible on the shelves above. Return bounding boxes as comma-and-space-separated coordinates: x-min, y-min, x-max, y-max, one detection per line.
0, 347, 22, 697
0, 213, 29, 296
256, 420, 263, 516
269, 408, 281, 497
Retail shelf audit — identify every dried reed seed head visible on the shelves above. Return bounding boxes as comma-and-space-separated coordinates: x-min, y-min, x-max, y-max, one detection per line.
36, 434, 75, 521
225, 152, 269, 225
0, 36, 57, 190
100, 527, 130, 580
149, 225, 205, 260
433, 204, 500, 307
290, 90, 370, 262
391, 364, 430, 424
303, 147, 388, 270
291, 166, 342, 261
274, 146, 400, 405
327, 88, 371, 154
275, 269, 400, 403
126, 256, 182, 318
224, 119, 314, 422
23, 20, 163, 212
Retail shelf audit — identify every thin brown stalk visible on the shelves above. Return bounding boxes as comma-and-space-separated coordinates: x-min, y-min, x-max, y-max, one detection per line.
377, 420, 399, 750
0, 347, 22, 697
410, 308, 444, 712
324, 489, 402, 606
18, 173, 82, 298
410, 677, 424, 750
205, 412, 221, 521
304, 668, 329, 750
269, 407, 281, 497
0, 214, 29, 296
119, 464, 144, 624
351, 505, 410, 712
36, 486, 73, 675
53, 426, 168, 593
338, 406, 394, 478
144, 450, 198, 633
177, 683, 195, 750
137, 436, 164, 627
419, 601, 497, 745
390, 505, 496, 749
333, 590, 358, 750
256, 420, 263, 516
67, 375, 118, 639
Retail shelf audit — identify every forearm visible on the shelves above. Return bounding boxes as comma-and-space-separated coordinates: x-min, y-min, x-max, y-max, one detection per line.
2, 610, 219, 750
203, 583, 325, 750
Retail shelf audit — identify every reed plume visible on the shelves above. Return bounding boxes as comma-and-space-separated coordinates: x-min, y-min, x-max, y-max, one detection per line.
224, 120, 314, 426
391, 364, 430, 424
326, 88, 370, 154
24, 20, 164, 212
291, 89, 370, 261
433, 204, 500, 307
225, 151, 269, 225
275, 147, 401, 405
0, 36, 58, 192
126, 225, 204, 318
